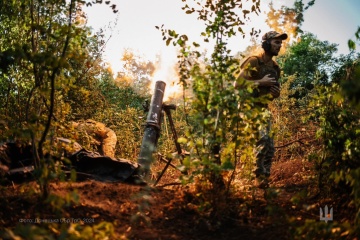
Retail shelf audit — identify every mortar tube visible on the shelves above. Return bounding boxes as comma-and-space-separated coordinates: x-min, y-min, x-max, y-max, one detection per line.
138, 81, 166, 178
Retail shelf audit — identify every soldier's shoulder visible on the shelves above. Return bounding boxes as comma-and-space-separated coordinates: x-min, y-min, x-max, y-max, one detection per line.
241, 56, 260, 68
272, 59, 280, 67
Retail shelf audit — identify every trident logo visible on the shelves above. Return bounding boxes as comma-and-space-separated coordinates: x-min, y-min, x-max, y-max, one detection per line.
319, 205, 333, 222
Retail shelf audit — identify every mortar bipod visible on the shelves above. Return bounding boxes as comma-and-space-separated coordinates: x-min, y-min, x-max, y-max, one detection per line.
154, 103, 187, 186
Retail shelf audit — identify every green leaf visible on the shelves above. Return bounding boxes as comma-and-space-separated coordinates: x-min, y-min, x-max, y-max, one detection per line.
193, 42, 200, 47
222, 160, 234, 170
348, 39, 356, 50
177, 39, 184, 46
355, 26, 360, 39
169, 30, 177, 37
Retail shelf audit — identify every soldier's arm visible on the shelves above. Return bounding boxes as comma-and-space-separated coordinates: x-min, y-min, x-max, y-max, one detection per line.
269, 65, 281, 98
269, 85, 281, 98
235, 57, 278, 89
234, 57, 257, 89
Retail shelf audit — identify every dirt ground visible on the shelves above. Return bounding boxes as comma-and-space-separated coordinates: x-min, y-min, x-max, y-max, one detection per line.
0, 157, 350, 239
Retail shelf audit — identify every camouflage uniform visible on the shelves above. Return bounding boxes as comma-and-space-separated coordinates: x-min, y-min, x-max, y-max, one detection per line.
240, 53, 280, 177
254, 114, 275, 177
73, 119, 117, 158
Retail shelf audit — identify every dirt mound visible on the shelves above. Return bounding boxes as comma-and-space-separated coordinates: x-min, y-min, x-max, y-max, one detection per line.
1, 158, 321, 239
270, 158, 314, 187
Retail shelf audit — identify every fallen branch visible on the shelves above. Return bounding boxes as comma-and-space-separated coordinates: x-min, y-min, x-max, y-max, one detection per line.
275, 137, 307, 149
156, 182, 182, 188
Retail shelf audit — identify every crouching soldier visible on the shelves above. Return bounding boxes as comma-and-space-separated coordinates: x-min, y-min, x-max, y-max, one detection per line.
71, 119, 117, 158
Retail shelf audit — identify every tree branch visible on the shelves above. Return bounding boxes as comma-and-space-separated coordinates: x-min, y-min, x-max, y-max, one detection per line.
275, 137, 308, 149
38, 0, 75, 159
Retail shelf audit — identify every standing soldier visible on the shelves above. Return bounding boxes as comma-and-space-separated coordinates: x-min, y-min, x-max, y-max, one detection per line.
72, 119, 117, 158
235, 31, 288, 188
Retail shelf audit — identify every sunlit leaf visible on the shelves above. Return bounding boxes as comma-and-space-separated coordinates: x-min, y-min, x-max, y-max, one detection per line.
178, 137, 188, 144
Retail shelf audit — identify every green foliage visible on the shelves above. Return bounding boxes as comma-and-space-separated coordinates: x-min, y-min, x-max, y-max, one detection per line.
93, 66, 149, 159
95, 107, 145, 160
158, 1, 267, 221
269, 35, 338, 163
277, 33, 338, 99
100, 69, 149, 110
264, 22, 360, 240
269, 74, 317, 163
2, 221, 115, 240
0, 0, 105, 197
304, 74, 360, 237
150, 2, 273, 230
292, 219, 354, 240
308, 83, 360, 184
0, 0, 129, 193
338, 54, 360, 109
0, 1, 126, 238
348, 26, 360, 51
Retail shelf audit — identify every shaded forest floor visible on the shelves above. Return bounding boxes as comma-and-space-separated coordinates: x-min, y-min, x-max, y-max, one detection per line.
0, 157, 353, 239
